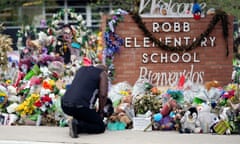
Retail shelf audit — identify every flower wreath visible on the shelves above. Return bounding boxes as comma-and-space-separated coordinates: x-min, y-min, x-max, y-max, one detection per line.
16, 25, 38, 40
46, 8, 102, 62
103, 9, 128, 80
47, 8, 91, 48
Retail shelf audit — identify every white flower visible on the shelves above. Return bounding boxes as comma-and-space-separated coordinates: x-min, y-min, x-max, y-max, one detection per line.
25, 25, 30, 30
40, 104, 47, 112
77, 15, 83, 21
6, 103, 19, 113
81, 20, 86, 25
24, 32, 28, 37
53, 14, 57, 18
77, 37, 82, 43
71, 13, 77, 18
49, 93, 56, 102
53, 20, 59, 25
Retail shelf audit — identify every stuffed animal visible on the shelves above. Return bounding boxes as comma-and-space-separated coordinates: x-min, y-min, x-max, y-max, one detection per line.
180, 107, 202, 133
108, 111, 132, 130
153, 98, 178, 122
197, 104, 219, 133
153, 115, 175, 130
209, 107, 232, 135
192, 0, 202, 20
205, 80, 220, 91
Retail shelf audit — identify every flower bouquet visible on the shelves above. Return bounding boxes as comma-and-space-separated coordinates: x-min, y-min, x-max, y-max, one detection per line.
134, 94, 162, 115
33, 94, 57, 126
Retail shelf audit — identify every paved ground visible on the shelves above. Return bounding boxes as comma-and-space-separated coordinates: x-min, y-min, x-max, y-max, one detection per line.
0, 126, 239, 144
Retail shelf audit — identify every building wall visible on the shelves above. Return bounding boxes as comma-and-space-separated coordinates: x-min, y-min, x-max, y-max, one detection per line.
105, 14, 234, 86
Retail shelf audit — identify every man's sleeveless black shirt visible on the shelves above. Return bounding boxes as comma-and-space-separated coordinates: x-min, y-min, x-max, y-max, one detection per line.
61, 66, 103, 109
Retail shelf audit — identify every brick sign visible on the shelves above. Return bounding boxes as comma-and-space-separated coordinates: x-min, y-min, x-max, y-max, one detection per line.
103, 6, 234, 87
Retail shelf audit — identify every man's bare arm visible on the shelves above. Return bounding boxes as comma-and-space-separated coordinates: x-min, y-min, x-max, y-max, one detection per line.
98, 71, 108, 115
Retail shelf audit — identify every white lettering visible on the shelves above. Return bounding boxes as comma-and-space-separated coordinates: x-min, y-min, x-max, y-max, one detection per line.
139, 66, 148, 79
183, 37, 191, 45
142, 53, 149, 63
174, 22, 180, 32
138, 65, 204, 86
162, 22, 171, 32
152, 22, 160, 32
125, 36, 216, 48
151, 53, 158, 63
125, 37, 131, 47
165, 37, 172, 45
182, 53, 191, 63
201, 37, 207, 47
142, 52, 201, 63
174, 37, 181, 47
209, 36, 216, 47
183, 22, 190, 32
134, 37, 141, 47
160, 53, 168, 63
139, 0, 152, 14
143, 37, 151, 47
139, 0, 207, 18
152, 22, 191, 33
170, 53, 179, 63
193, 53, 200, 63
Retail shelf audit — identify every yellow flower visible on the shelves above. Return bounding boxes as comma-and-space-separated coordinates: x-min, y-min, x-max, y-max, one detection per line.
15, 93, 40, 116
119, 90, 129, 96
49, 79, 55, 86
0, 92, 6, 97
5, 80, 11, 85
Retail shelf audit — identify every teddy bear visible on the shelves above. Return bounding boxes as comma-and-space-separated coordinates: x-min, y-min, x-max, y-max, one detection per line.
179, 107, 202, 133
153, 98, 178, 122
107, 90, 134, 130
151, 98, 179, 130
108, 111, 132, 130
205, 80, 221, 91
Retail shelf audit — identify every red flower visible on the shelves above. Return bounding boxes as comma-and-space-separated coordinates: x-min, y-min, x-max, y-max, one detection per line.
34, 100, 42, 107
41, 95, 52, 103
42, 81, 52, 90
52, 72, 59, 78
222, 90, 235, 99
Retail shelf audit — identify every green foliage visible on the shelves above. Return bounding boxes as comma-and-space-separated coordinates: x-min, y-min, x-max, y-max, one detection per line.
134, 95, 162, 114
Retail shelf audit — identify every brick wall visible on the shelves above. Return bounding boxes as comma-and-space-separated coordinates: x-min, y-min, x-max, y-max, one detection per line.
102, 14, 234, 87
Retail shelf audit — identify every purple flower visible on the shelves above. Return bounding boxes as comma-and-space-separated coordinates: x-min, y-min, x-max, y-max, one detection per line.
112, 16, 118, 20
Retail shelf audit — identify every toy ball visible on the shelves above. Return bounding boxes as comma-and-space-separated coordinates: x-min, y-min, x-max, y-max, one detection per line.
153, 113, 162, 122
169, 111, 176, 118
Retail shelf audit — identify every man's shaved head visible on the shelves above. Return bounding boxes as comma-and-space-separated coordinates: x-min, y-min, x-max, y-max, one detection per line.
95, 64, 108, 72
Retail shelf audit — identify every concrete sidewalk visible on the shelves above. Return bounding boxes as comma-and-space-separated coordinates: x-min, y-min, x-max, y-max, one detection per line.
0, 126, 239, 144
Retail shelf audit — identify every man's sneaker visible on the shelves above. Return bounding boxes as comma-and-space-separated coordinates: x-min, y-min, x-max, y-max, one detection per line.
69, 118, 78, 138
